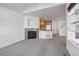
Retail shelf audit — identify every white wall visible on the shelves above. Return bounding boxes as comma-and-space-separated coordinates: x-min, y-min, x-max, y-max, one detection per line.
52, 20, 59, 34
24, 16, 39, 28
58, 17, 66, 36
0, 5, 24, 48
52, 17, 66, 36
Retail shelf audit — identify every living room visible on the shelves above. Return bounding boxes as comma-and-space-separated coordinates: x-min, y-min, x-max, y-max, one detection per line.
0, 3, 79, 56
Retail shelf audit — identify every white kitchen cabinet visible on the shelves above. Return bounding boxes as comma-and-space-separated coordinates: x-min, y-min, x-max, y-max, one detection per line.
39, 30, 53, 39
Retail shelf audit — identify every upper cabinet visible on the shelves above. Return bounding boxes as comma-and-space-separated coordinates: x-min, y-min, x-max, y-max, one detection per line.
40, 20, 46, 30
24, 16, 39, 28
40, 17, 52, 30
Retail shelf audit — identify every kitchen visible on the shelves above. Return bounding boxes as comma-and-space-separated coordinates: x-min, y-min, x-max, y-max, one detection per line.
24, 16, 53, 39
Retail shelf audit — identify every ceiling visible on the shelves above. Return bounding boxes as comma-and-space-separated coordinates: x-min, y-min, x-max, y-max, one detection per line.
0, 3, 63, 13
0, 3, 66, 19
24, 4, 66, 20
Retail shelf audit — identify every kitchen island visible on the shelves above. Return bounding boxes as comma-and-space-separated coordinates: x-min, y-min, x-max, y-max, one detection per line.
39, 30, 53, 39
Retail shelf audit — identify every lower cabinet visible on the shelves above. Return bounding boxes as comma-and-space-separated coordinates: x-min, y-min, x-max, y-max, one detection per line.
39, 30, 53, 39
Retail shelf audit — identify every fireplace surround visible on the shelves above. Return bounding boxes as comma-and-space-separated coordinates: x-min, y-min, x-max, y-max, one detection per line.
25, 28, 38, 39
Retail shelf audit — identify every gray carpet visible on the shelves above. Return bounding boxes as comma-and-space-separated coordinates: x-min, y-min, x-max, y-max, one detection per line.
0, 36, 70, 56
